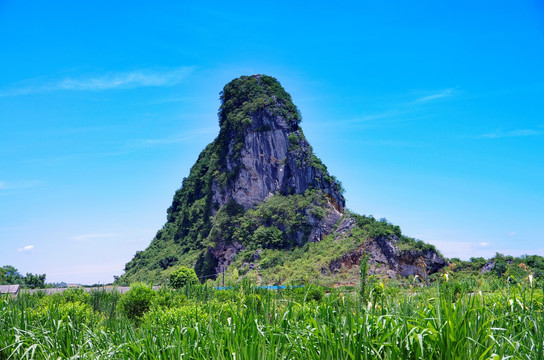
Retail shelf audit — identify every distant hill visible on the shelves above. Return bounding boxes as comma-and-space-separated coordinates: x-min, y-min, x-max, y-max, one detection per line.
117, 75, 447, 285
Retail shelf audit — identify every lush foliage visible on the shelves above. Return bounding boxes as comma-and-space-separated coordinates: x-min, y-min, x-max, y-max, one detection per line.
447, 253, 544, 284
116, 282, 156, 321
1, 276, 543, 359
0, 265, 46, 289
234, 190, 327, 249
169, 266, 199, 289
219, 75, 301, 132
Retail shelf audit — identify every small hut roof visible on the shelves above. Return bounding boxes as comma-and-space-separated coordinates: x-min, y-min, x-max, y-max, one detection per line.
0, 284, 20, 294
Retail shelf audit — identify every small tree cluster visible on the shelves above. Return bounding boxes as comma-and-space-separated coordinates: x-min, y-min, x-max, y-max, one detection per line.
0, 265, 46, 288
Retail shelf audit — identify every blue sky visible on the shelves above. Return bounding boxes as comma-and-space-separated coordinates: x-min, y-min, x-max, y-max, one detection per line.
1, 1, 543, 284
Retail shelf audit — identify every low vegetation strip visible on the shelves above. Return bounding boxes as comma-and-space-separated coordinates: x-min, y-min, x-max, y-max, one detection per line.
1, 277, 543, 359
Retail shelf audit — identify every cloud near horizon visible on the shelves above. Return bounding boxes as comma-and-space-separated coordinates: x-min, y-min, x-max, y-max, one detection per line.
17, 245, 35, 252
0, 66, 194, 97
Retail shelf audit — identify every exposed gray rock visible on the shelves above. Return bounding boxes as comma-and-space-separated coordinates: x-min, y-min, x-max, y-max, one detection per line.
307, 205, 342, 243
480, 259, 495, 273
396, 249, 447, 277
334, 217, 357, 238
253, 249, 263, 261
211, 107, 345, 214
324, 234, 447, 279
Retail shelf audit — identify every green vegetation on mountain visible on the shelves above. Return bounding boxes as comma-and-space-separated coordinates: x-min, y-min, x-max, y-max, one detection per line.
117, 75, 442, 286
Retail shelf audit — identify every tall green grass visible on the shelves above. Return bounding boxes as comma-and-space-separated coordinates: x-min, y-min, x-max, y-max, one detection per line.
1, 281, 542, 359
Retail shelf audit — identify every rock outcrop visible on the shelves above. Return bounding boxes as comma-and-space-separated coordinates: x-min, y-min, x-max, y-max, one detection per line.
325, 232, 447, 280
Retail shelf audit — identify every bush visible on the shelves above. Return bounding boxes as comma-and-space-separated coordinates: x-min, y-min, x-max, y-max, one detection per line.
169, 266, 199, 289
117, 282, 156, 320
439, 279, 464, 301
252, 226, 285, 248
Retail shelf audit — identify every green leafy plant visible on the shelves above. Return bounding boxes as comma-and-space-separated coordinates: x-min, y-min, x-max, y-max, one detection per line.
360, 252, 370, 301
169, 266, 199, 289
117, 282, 156, 320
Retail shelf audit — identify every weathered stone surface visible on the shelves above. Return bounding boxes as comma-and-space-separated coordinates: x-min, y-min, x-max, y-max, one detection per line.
480, 259, 495, 273
211, 107, 345, 213
334, 217, 357, 238
307, 205, 342, 243
324, 233, 448, 279
396, 248, 447, 277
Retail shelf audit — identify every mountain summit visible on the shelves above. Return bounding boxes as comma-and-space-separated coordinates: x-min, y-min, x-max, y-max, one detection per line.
119, 75, 446, 285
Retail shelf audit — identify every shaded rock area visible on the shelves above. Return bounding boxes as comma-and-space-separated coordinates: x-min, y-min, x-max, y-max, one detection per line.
210, 241, 245, 273
307, 204, 342, 243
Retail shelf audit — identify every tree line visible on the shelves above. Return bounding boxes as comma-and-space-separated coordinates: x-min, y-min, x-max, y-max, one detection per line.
0, 265, 46, 289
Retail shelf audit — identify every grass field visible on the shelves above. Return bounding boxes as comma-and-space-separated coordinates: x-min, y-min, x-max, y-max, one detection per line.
1, 278, 543, 359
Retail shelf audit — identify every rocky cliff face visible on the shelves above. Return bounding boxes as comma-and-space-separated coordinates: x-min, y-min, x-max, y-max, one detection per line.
211, 75, 345, 212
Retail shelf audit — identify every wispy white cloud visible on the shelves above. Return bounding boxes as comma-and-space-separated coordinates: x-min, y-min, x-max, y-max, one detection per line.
17, 245, 35, 252
416, 88, 456, 102
0, 66, 194, 97
508, 231, 517, 237
478, 241, 490, 248
72, 233, 119, 241
480, 129, 543, 139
